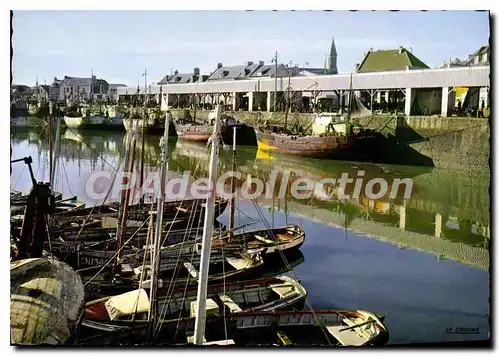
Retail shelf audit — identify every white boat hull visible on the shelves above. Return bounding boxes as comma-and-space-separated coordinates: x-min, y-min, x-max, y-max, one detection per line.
63, 116, 85, 128
63, 115, 105, 129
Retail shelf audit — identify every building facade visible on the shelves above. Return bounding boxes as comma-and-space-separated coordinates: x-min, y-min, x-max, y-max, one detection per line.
108, 83, 127, 102
57, 76, 109, 102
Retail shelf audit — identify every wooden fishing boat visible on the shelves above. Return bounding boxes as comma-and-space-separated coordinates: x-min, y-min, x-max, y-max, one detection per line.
254, 73, 382, 161
173, 114, 255, 145
81, 276, 306, 338
47, 198, 228, 228
50, 224, 303, 279
79, 308, 389, 346
224, 225, 305, 255
102, 114, 125, 131
81, 249, 305, 300
254, 123, 381, 160
119, 224, 304, 272
123, 112, 176, 136
173, 120, 213, 142
44, 223, 226, 271
10, 257, 85, 345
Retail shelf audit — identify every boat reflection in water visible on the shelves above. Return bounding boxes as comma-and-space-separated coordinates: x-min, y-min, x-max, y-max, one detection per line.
168, 139, 489, 270
250, 149, 490, 271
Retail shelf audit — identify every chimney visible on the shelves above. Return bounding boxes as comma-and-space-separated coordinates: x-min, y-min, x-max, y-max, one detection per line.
369, 47, 373, 52
193, 67, 200, 76
246, 61, 254, 66
355, 63, 360, 72
259, 60, 264, 66
399, 46, 403, 54
174, 70, 179, 75
217, 62, 223, 69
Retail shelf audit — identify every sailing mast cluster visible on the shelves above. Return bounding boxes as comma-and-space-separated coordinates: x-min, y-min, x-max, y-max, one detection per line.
10, 104, 390, 346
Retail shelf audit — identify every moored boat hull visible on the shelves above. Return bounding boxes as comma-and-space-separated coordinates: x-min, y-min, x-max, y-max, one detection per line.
79, 309, 389, 346
254, 126, 382, 160
63, 115, 106, 130
175, 121, 256, 145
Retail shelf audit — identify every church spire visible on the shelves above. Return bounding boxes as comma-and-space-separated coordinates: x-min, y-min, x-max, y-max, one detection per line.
327, 37, 338, 74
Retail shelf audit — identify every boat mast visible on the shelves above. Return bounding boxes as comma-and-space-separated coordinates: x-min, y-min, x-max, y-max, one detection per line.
90, 69, 93, 108
228, 126, 237, 242
35, 76, 39, 106
51, 103, 62, 189
193, 104, 222, 345
273, 51, 278, 112
147, 110, 171, 342
48, 102, 53, 184
115, 122, 139, 264
140, 68, 147, 203
347, 72, 353, 127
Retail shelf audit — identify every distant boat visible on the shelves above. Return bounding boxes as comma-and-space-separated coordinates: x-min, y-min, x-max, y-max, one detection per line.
174, 111, 256, 145
10, 257, 85, 345
254, 112, 381, 160
103, 114, 124, 130
63, 114, 106, 129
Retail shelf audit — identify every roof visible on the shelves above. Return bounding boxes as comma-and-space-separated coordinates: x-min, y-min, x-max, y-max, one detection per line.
208, 62, 292, 81
158, 73, 206, 85
357, 48, 429, 73
11, 84, 31, 94
473, 45, 489, 57
297, 68, 328, 76
60, 76, 109, 87
109, 83, 127, 88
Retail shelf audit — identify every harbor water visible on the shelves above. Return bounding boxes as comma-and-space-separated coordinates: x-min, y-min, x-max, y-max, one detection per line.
10, 125, 490, 345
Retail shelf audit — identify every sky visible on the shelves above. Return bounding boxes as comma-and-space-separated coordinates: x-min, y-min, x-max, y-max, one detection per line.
11, 10, 490, 86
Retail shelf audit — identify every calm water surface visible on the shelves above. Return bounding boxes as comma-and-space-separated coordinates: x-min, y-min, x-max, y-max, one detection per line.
10, 126, 490, 345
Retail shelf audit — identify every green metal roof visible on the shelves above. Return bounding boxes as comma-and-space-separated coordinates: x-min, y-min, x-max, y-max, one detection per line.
473, 45, 489, 57
357, 48, 429, 73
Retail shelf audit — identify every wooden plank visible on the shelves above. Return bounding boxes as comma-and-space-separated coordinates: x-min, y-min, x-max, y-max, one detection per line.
219, 294, 243, 313
327, 325, 367, 346
277, 331, 293, 345
183, 262, 198, 278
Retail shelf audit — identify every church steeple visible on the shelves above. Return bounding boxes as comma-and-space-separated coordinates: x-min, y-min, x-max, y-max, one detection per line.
327, 37, 338, 74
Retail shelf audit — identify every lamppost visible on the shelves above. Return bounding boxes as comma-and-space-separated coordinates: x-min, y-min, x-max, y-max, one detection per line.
271, 51, 278, 112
